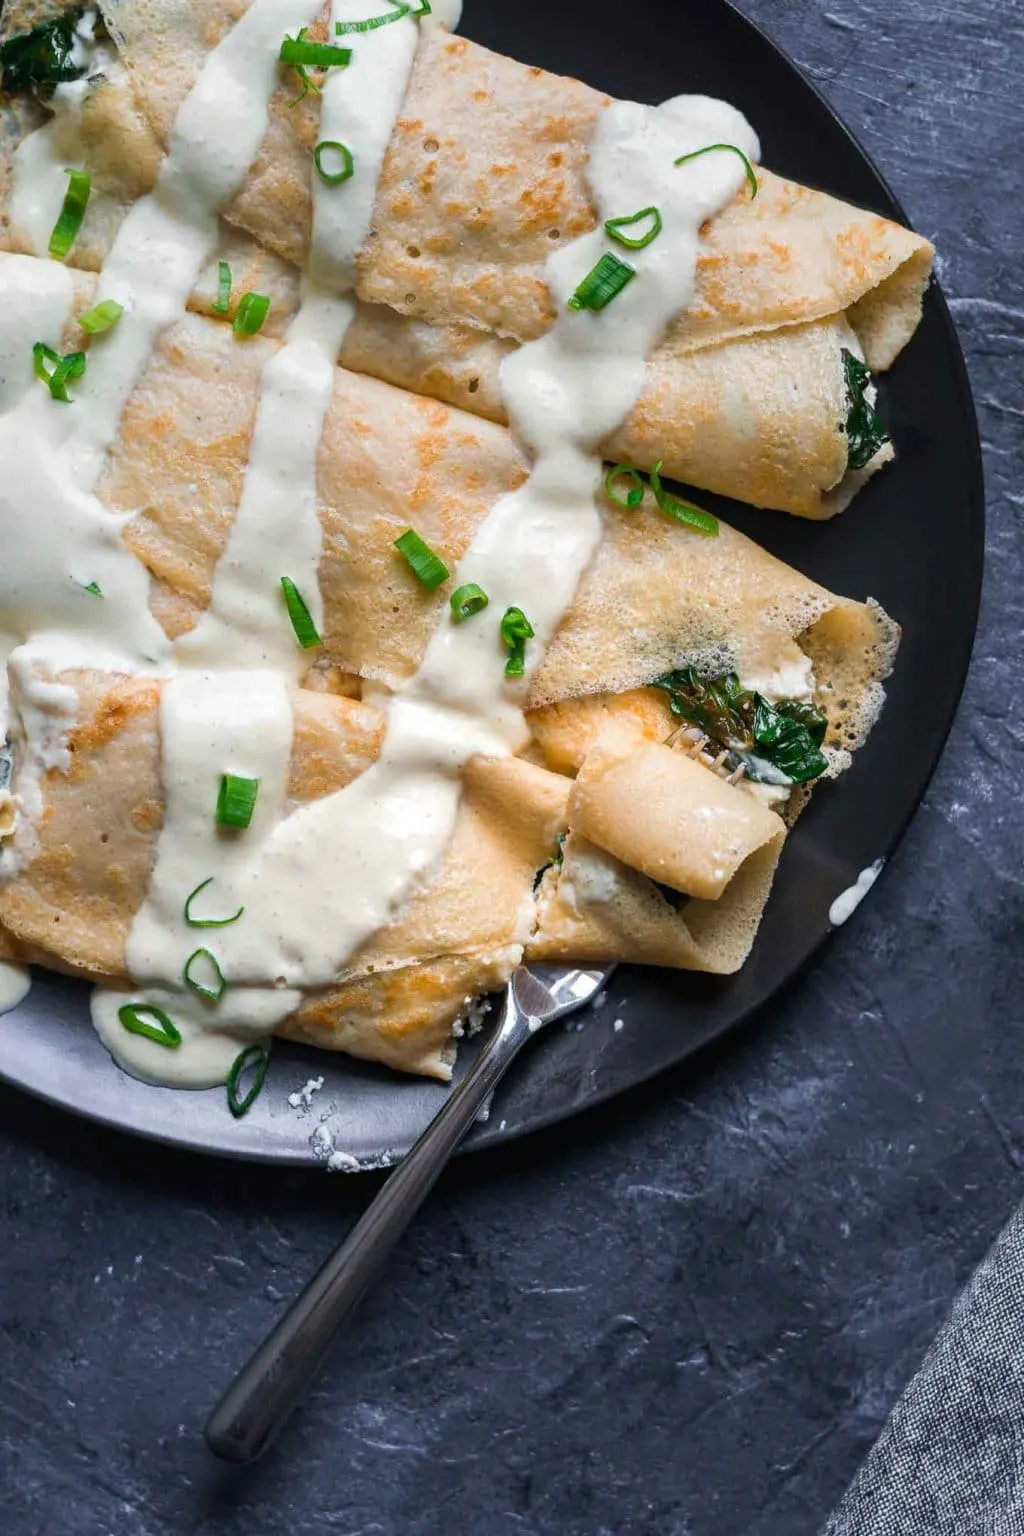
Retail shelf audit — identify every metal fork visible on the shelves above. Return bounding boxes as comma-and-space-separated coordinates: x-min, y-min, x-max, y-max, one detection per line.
205, 961, 614, 1464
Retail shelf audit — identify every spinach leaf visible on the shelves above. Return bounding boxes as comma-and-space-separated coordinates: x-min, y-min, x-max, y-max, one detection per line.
842, 348, 890, 471
653, 668, 828, 787
1, 9, 86, 97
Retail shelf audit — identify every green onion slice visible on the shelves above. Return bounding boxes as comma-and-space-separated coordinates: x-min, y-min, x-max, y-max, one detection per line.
212, 260, 232, 315
279, 32, 353, 68
501, 606, 535, 679
118, 1003, 182, 1049
649, 459, 719, 538
604, 464, 646, 510
450, 582, 489, 623
79, 580, 103, 597
673, 142, 758, 200
78, 299, 124, 335
604, 206, 663, 250
227, 1044, 270, 1119
314, 139, 355, 185
567, 251, 636, 313
33, 341, 85, 402
394, 529, 450, 590
232, 292, 270, 338
48, 167, 90, 260
335, 0, 420, 33
216, 773, 259, 831
183, 947, 227, 1004
280, 577, 323, 649
280, 28, 351, 102
184, 877, 245, 929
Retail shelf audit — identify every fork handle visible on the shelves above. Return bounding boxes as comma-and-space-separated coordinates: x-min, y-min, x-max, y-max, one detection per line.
205, 978, 534, 1464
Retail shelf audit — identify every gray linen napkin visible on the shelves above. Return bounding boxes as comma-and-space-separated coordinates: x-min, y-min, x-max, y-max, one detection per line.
824, 1206, 1024, 1535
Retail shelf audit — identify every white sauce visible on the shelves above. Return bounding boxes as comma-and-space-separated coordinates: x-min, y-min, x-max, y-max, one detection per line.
311, 0, 422, 288
0, 961, 31, 1014
0, 255, 74, 413
829, 859, 884, 927
1, 0, 758, 1092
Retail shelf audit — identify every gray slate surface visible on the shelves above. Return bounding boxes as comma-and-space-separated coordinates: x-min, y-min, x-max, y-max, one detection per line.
1, 2, 1020, 1532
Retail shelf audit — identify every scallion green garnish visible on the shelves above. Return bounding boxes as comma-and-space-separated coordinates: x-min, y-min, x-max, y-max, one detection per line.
79, 580, 103, 598
118, 1003, 182, 1049
649, 460, 719, 537
604, 465, 646, 509
335, 0, 423, 33
501, 606, 534, 679
279, 28, 351, 103
604, 206, 663, 250
227, 1043, 270, 1119
232, 292, 270, 338
673, 143, 758, 200
394, 529, 450, 591
568, 251, 636, 313
450, 582, 489, 623
280, 577, 322, 649
48, 167, 90, 260
33, 341, 85, 403
314, 139, 355, 185
184, 877, 245, 929
212, 260, 232, 315
216, 773, 259, 831
77, 299, 124, 335
183, 947, 227, 1004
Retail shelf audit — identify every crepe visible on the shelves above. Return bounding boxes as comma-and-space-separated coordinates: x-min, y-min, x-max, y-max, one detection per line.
0, 254, 898, 1074
0, 2, 933, 515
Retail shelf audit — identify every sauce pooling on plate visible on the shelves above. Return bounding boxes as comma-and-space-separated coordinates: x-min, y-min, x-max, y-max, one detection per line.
0, 1, 759, 1087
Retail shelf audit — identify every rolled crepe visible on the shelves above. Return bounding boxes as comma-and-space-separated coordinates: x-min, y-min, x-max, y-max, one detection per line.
0, 3, 933, 515
60, 290, 896, 749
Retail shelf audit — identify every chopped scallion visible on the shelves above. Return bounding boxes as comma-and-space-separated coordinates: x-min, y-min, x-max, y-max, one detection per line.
567, 251, 636, 313
183, 947, 227, 1004
232, 292, 270, 338
501, 606, 534, 679
604, 206, 663, 250
279, 28, 351, 103
216, 773, 259, 831
335, 0, 415, 33
227, 1044, 270, 1119
212, 260, 232, 315
48, 167, 90, 260
649, 460, 719, 537
184, 877, 245, 929
450, 582, 489, 622
673, 142, 758, 199
314, 139, 355, 185
118, 1003, 181, 1049
32, 341, 85, 403
79, 580, 103, 598
280, 577, 322, 649
394, 529, 450, 591
78, 299, 124, 335
604, 464, 646, 509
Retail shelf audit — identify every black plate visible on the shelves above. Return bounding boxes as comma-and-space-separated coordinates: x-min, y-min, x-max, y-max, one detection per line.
0, 0, 983, 1166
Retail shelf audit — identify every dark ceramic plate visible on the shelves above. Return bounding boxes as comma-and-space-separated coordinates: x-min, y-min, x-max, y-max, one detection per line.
0, 0, 983, 1167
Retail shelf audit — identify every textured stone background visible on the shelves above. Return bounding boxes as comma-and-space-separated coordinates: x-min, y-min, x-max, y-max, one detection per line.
2, 2, 1020, 1532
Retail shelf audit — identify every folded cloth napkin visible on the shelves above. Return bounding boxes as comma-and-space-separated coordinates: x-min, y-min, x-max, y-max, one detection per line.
824, 1205, 1024, 1534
